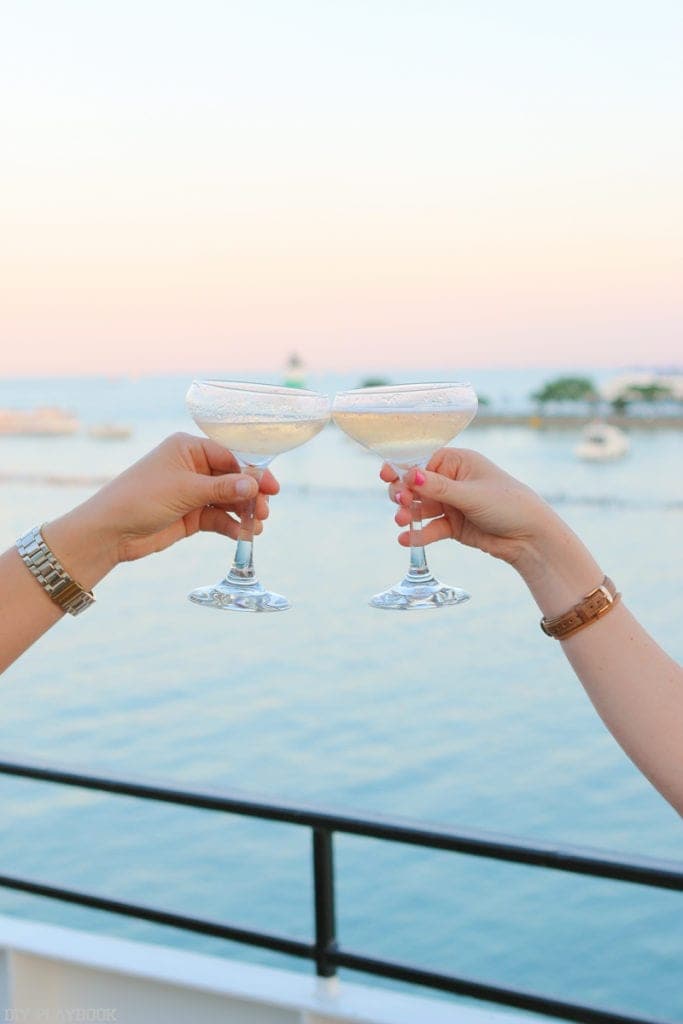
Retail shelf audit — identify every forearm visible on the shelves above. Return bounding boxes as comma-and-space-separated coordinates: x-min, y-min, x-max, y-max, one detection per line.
517, 515, 683, 815
0, 501, 118, 674
0, 433, 274, 674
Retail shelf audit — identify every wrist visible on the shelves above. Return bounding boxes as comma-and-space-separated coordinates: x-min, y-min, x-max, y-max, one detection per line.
513, 511, 604, 619
43, 498, 120, 593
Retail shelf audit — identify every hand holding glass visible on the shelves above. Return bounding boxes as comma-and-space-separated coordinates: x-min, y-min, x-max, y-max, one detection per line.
186, 380, 330, 612
333, 382, 478, 609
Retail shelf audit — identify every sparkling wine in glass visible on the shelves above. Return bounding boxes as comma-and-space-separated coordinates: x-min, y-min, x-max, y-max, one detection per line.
186, 380, 330, 612
333, 382, 477, 610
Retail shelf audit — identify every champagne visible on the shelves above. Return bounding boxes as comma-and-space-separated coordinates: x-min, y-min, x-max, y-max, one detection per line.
197, 416, 328, 466
333, 409, 472, 467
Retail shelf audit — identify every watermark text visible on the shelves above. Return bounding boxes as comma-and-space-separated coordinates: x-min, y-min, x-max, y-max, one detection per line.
4, 1010, 117, 1022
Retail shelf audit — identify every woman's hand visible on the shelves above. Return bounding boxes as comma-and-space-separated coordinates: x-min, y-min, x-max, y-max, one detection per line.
1, 433, 280, 672
380, 448, 571, 585
44, 433, 279, 587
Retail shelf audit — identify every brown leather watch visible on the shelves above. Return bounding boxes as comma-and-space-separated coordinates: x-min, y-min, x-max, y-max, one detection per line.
540, 576, 620, 640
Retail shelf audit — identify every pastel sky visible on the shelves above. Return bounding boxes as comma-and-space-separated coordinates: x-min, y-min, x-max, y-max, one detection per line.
1, 0, 681, 376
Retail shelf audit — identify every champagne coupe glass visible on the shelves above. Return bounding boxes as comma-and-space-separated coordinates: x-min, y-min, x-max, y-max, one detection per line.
186, 380, 330, 612
333, 382, 478, 610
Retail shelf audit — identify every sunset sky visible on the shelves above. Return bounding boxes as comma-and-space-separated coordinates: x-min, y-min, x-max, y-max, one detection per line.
1, 0, 681, 376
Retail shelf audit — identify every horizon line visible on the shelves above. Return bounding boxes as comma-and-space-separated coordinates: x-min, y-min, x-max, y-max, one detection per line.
0, 361, 681, 382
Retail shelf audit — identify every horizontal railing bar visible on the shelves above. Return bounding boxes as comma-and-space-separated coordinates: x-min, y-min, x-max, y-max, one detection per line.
0, 873, 312, 961
0, 756, 681, 889
333, 950, 673, 1024
0, 870, 670, 1024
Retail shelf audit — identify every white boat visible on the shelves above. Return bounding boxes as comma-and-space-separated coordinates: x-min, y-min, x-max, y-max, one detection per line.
575, 421, 629, 461
88, 423, 133, 440
0, 407, 79, 436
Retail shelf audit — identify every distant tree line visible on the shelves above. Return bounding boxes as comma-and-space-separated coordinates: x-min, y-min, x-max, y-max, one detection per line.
532, 376, 598, 405
531, 375, 676, 414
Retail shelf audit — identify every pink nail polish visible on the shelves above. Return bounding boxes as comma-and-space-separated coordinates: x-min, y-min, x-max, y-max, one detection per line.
395, 491, 403, 504
414, 470, 426, 486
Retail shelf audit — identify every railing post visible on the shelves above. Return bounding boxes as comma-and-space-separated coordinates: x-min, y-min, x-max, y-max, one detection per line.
312, 827, 337, 978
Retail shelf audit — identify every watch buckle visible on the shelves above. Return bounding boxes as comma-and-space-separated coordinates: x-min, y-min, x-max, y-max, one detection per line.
587, 583, 614, 616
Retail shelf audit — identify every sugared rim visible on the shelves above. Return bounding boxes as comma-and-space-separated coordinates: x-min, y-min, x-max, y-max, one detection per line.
191, 379, 326, 399
335, 381, 473, 396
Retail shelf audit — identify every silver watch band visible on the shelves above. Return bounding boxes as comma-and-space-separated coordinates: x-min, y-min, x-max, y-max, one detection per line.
16, 525, 95, 616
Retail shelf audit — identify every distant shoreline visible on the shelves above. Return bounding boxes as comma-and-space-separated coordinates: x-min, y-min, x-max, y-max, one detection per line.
472, 413, 683, 430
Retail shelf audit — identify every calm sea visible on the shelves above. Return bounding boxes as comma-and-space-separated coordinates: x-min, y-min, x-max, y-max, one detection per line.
0, 370, 681, 1020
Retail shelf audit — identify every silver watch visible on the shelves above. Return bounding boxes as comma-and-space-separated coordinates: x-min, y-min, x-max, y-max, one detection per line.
16, 525, 95, 616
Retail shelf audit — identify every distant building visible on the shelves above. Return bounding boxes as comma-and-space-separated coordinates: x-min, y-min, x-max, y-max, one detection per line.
601, 372, 683, 402
284, 352, 306, 389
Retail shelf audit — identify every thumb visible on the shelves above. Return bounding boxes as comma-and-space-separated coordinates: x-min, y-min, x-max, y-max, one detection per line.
193, 472, 258, 507
408, 468, 478, 513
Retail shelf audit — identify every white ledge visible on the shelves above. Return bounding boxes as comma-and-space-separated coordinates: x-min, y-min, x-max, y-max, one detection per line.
0, 914, 532, 1024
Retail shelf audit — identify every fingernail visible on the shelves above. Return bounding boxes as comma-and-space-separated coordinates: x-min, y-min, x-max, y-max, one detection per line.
414, 470, 426, 486
394, 491, 403, 504
236, 477, 254, 497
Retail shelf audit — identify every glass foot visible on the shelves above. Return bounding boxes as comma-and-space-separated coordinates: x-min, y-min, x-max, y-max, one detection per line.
188, 579, 290, 613
370, 575, 470, 611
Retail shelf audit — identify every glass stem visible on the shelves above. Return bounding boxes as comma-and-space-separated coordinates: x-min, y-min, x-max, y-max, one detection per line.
407, 497, 433, 582
226, 467, 262, 585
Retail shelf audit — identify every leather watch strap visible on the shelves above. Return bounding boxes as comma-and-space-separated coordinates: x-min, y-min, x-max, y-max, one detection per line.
540, 576, 619, 640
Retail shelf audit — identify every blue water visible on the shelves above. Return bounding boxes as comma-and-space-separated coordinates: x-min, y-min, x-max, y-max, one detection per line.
0, 371, 681, 1020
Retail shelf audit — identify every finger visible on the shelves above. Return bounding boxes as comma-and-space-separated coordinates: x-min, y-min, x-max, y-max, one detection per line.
427, 446, 491, 480
412, 498, 444, 517
194, 472, 259, 508
380, 463, 399, 483
164, 433, 242, 476
425, 447, 470, 477
254, 493, 270, 520
198, 507, 240, 539
259, 468, 280, 495
397, 516, 454, 547
394, 507, 411, 527
210, 493, 270, 520
210, 466, 279, 493
195, 436, 242, 475
394, 504, 447, 527
199, 507, 263, 538
388, 481, 417, 505
388, 483, 443, 518
404, 467, 478, 514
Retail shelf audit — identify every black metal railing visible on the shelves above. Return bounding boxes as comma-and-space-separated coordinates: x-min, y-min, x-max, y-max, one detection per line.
0, 755, 680, 1024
